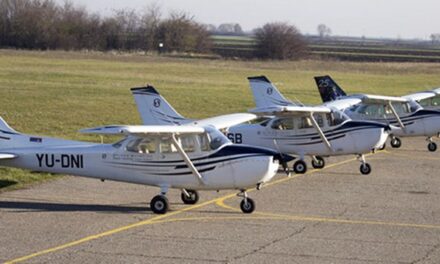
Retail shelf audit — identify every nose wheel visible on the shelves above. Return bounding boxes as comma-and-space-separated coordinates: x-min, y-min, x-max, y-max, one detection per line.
238, 190, 255, 214
293, 160, 307, 174
427, 137, 437, 152
358, 154, 371, 175
311, 156, 325, 169
390, 137, 402, 148
181, 189, 199, 204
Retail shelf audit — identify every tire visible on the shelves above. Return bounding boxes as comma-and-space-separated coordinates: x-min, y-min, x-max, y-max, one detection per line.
150, 195, 169, 214
293, 160, 307, 174
311, 156, 325, 169
428, 142, 437, 152
360, 163, 372, 175
390, 137, 401, 148
240, 198, 255, 214
181, 190, 199, 205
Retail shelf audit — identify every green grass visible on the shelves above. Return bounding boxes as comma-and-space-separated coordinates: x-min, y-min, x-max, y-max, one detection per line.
1, 49, 440, 190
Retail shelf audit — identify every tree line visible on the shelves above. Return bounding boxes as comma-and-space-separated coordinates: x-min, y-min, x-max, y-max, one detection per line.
0, 0, 307, 59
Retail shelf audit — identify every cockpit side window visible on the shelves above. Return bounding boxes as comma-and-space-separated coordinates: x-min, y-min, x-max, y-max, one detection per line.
327, 111, 348, 126
432, 96, 440, 106
313, 113, 325, 127
125, 137, 157, 153
198, 134, 210, 152
159, 138, 178, 153
271, 118, 294, 130
179, 135, 197, 153
298, 117, 313, 129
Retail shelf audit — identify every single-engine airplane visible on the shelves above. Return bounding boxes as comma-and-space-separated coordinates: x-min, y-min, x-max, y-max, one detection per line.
314, 75, 440, 152
131, 79, 390, 175
0, 115, 288, 214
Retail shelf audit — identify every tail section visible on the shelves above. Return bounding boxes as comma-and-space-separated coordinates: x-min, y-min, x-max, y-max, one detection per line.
248, 76, 295, 108
131, 86, 189, 125
0, 117, 20, 153
314, 75, 347, 102
0, 117, 19, 136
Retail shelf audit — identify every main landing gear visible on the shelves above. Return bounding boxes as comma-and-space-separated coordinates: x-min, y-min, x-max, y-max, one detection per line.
427, 137, 437, 152
311, 156, 325, 169
293, 160, 307, 174
390, 137, 402, 148
358, 154, 371, 175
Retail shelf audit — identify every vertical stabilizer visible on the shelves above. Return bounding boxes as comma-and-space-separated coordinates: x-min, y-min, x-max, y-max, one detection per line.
247, 76, 296, 108
314, 75, 347, 102
131, 86, 189, 125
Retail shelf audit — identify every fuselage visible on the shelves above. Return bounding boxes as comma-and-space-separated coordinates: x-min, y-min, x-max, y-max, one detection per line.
228, 117, 388, 157
0, 133, 280, 190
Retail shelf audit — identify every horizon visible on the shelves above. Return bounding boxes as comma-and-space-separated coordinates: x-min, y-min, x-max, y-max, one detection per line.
55, 0, 440, 40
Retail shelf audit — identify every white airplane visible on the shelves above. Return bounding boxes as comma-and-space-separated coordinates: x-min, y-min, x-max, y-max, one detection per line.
0, 115, 289, 214
131, 81, 390, 175
314, 75, 440, 152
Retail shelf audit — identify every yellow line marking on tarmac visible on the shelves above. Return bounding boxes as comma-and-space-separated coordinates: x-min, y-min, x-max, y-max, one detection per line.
5, 193, 237, 264
3, 151, 384, 263
151, 214, 440, 231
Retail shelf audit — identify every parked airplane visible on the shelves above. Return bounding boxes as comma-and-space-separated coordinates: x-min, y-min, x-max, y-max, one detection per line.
0, 116, 289, 214
131, 80, 390, 175
314, 75, 440, 152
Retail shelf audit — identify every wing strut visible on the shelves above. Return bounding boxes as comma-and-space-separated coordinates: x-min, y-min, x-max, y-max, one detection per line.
171, 134, 205, 185
387, 101, 405, 129
309, 113, 332, 151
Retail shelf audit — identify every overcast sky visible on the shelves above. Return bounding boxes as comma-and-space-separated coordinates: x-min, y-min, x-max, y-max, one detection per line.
60, 0, 439, 39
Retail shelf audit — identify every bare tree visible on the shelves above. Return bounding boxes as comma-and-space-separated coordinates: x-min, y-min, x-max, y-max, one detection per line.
317, 24, 331, 38
254, 22, 307, 60
156, 11, 212, 53
430, 33, 440, 44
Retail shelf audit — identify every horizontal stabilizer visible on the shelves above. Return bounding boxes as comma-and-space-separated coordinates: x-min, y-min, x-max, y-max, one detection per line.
189, 113, 257, 129
0, 153, 17, 160
250, 105, 331, 116
80, 125, 205, 136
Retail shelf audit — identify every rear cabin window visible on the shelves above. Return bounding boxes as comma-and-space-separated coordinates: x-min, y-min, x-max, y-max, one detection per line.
432, 97, 440, 107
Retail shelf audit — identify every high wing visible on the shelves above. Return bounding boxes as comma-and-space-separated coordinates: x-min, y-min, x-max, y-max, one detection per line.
323, 94, 407, 111
0, 153, 17, 160
250, 105, 331, 116
188, 113, 257, 129
80, 125, 205, 136
403, 88, 440, 102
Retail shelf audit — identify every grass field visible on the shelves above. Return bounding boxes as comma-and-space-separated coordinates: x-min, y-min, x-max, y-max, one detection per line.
1, 49, 440, 190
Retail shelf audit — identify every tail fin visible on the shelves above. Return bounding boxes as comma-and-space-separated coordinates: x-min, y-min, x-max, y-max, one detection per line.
248, 76, 295, 108
314, 75, 347, 102
131, 86, 189, 125
0, 117, 19, 135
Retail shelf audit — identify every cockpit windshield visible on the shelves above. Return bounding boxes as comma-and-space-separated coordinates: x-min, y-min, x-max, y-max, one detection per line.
408, 100, 422, 112
206, 127, 231, 150
328, 109, 350, 126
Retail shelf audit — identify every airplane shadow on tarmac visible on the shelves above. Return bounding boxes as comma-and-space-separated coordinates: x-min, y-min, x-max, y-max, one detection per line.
0, 201, 151, 214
